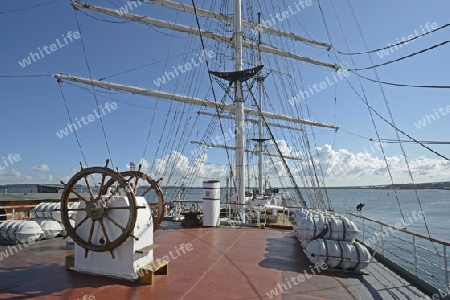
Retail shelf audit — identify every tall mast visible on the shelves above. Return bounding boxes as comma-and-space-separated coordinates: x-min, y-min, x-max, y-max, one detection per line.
234, 0, 245, 220
257, 12, 264, 195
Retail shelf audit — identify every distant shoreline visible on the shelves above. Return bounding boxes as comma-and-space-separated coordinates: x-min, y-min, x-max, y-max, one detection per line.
163, 181, 450, 190
311, 181, 450, 190
2, 181, 450, 191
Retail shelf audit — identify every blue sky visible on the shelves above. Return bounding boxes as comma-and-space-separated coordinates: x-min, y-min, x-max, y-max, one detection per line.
1, 0, 449, 187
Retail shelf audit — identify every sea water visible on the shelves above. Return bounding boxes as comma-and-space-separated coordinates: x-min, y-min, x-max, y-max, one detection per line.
161, 187, 449, 239
3, 186, 447, 238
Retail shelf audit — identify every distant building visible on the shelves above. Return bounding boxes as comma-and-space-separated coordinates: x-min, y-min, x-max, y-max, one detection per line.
37, 184, 65, 193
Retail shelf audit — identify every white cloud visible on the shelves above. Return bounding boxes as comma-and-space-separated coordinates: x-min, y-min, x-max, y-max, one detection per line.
22, 174, 34, 181
309, 144, 450, 186
0, 168, 69, 185
141, 151, 227, 186
2, 144, 448, 188
0, 169, 23, 183
3, 169, 21, 178
33, 164, 50, 172
270, 140, 292, 156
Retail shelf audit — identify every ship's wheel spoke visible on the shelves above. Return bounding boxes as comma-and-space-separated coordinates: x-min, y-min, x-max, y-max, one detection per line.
72, 215, 89, 232
123, 176, 136, 194
132, 164, 143, 194
73, 191, 88, 202
100, 170, 164, 231
140, 186, 153, 197
69, 188, 88, 202
97, 159, 110, 198
104, 215, 126, 232
107, 206, 132, 210
133, 177, 140, 194
99, 219, 111, 244
105, 215, 138, 240
104, 184, 123, 202
83, 175, 96, 200
97, 173, 107, 199
87, 220, 96, 245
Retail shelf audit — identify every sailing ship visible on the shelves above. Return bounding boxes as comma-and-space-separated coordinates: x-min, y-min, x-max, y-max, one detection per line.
1, 0, 449, 298
55, 0, 340, 213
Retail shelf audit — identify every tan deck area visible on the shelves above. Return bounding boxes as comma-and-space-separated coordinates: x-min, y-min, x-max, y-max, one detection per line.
0, 222, 429, 299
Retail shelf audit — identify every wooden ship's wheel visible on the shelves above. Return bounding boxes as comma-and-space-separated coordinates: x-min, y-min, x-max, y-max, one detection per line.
102, 164, 165, 232
60, 160, 143, 259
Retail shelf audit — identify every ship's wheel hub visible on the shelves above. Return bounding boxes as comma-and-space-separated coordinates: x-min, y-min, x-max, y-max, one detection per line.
85, 200, 106, 220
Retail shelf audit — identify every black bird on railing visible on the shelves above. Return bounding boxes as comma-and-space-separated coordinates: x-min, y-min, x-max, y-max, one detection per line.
356, 203, 365, 212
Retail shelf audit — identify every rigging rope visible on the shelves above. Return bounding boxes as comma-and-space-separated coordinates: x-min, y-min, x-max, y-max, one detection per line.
104, 50, 199, 80
345, 2, 450, 163
297, 47, 335, 209
374, 139, 450, 145
57, 82, 89, 168
349, 40, 450, 71
256, 26, 309, 196
0, 0, 60, 15
345, 82, 450, 162
246, 81, 307, 207
159, 0, 234, 200
328, 0, 408, 231
258, 3, 330, 209
73, 7, 115, 168
334, 22, 450, 56
317, 0, 351, 210
292, 67, 330, 210
142, 13, 192, 179
142, 15, 206, 190
349, 71, 450, 89
0, 74, 51, 78
76, 8, 190, 39
171, 0, 236, 193
346, 0, 439, 252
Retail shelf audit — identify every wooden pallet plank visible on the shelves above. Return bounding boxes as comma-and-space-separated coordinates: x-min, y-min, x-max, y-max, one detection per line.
138, 259, 169, 285
65, 254, 74, 269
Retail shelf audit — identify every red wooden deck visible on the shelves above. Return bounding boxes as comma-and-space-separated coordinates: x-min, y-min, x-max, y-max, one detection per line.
0, 223, 428, 299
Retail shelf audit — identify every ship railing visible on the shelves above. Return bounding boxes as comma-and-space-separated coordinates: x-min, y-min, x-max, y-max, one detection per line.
0, 204, 51, 220
0, 204, 37, 220
0, 209, 15, 220
348, 212, 450, 294
220, 202, 300, 227
161, 200, 203, 219
220, 202, 268, 227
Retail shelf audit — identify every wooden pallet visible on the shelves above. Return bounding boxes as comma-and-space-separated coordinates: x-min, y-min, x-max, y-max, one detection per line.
65, 254, 169, 285
137, 259, 169, 285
